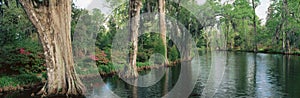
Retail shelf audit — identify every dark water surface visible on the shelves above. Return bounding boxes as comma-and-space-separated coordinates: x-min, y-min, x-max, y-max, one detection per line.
2, 51, 300, 98
88, 51, 300, 98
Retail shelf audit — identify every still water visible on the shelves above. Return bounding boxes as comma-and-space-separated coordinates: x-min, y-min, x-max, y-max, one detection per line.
87, 51, 300, 98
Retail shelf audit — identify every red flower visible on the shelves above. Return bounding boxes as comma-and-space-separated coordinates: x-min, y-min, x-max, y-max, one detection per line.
19, 48, 31, 55
20, 48, 25, 54
101, 51, 107, 57
90, 55, 99, 61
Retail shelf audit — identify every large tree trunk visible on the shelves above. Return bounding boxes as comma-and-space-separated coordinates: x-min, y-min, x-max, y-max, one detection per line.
19, 0, 85, 96
158, 0, 168, 65
124, 0, 142, 78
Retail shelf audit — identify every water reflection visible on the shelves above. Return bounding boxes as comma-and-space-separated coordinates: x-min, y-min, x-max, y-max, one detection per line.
86, 65, 181, 98
201, 51, 227, 97
255, 53, 279, 97
212, 52, 300, 97
85, 51, 300, 98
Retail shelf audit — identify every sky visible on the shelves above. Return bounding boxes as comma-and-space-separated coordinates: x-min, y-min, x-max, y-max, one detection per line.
74, 0, 271, 25
73, 0, 111, 14
255, 0, 271, 25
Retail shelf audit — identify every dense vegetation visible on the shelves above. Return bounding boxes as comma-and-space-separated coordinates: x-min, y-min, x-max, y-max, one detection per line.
0, 0, 300, 94
217, 0, 300, 54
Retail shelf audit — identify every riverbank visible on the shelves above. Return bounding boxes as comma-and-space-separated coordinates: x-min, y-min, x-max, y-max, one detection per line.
199, 48, 300, 56
79, 60, 180, 78
227, 49, 300, 56
0, 60, 180, 94
0, 74, 44, 93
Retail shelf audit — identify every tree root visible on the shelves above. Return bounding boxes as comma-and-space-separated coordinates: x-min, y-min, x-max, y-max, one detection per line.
36, 80, 86, 97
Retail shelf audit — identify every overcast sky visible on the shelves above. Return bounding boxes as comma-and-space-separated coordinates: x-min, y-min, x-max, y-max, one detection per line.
74, 0, 270, 25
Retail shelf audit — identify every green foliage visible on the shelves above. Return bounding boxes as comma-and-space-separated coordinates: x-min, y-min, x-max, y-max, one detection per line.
153, 38, 166, 56
0, 0, 35, 46
0, 39, 45, 74
0, 0, 45, 75
136, 62, 150, 67
98, 65, 111, 73
137, 33, 168, 63
0, 74, 41, 87
42, 71, 47, 79
168, 46, 179, 61
95, 48, 109, 65
98, 63, 122, 73
261, 0, 300, 52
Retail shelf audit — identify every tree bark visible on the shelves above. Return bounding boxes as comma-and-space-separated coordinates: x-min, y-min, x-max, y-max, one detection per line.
124, 0, 142, 78
251, 0, 257, 52
225, 20, 229, 50
283, 0, 290, 53
159, 0, 168, 65
19, 0, 85, 96
282, 0, 289, 53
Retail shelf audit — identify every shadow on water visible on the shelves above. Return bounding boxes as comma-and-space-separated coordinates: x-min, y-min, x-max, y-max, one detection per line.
2, 51, 300, 97
91, 65, 181, 98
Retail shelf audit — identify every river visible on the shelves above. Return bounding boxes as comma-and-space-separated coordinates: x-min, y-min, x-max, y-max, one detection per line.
2, 51, 300, 98
87, 51, 300, 98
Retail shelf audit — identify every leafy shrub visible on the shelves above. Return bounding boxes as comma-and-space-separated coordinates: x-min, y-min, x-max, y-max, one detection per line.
98, 62, 122, 73
137, 33, 166, 62
0, 76, 16, 87
152, 36, 166, 56
0, 39, 45, 74
94, 48, 109, 65
0, 74, 41, 87
168, 46, 179, 61
98, 65, 110, 73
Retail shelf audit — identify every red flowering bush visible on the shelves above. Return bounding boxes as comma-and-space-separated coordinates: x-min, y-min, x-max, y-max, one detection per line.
0, 41, 45, 74
89, 55, 99, 61
94, 49, 109, 65
19, 48, 31, 55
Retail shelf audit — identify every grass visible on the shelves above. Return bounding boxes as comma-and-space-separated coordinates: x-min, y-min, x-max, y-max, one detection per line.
136, 62, 150, 67
76, 61, 155, 76
0, 74, 42, 88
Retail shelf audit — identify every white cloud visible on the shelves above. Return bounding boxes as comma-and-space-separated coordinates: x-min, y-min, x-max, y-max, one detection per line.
256, 0, 271, 25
